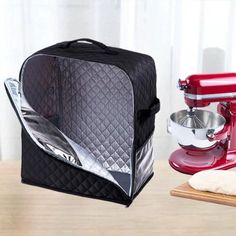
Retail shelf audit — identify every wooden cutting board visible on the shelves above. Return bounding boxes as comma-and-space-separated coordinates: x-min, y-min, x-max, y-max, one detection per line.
170, 182, 236, 207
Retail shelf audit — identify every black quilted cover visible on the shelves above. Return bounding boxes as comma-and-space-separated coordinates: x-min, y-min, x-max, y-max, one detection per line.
21, 132, 131, 205
16, 39, 159, 205
34, 41, 157, 149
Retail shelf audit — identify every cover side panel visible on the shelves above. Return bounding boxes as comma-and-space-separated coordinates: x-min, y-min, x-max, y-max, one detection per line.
34, 44, 157, 148
21, 55, 134, 174
57, 58, 134, 173
133, 135, 154, 194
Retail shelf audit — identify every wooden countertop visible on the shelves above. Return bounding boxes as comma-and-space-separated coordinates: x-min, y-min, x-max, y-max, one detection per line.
0, 160, 236, 236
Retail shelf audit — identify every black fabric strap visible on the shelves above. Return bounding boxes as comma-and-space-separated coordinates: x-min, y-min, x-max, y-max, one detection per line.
138, 97, 160, 122
59, 38, 118, 55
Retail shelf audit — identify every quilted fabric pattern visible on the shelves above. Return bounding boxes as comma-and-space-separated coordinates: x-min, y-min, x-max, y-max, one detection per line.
58, 58, 134, 173
21, 132, 131, 205
22, 55, 134, 174
18, 42, 157, 202
35, 43, 157, 148
22, 56, 60, 119
5, 77, 125, 190
133, 135, 154, 194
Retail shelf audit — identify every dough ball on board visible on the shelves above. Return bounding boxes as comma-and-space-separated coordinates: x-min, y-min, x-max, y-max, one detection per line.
188, 170, 236, 196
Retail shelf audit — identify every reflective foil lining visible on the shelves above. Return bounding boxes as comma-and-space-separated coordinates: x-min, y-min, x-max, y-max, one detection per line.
5, 78, 121, 191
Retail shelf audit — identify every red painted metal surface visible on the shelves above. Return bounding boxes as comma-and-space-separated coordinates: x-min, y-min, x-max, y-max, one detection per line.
169, 73, 236, 174
169, 147, 236, 175
180, 73, 236, 95
179, 73, 236, 107
169, 145, 226, 175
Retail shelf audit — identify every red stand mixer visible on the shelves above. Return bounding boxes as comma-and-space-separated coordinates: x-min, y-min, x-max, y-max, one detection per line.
168, 73, 236, 174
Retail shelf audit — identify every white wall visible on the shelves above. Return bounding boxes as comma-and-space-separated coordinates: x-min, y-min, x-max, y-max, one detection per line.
1, 0, 236, 160
0, 0, 122, 160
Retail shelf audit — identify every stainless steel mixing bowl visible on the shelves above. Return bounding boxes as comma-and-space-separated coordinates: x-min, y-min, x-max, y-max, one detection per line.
168, 109, 226, 149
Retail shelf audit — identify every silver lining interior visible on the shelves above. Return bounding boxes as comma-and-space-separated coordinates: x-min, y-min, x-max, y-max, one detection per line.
5, 54, 137, 195
5, 79, 122, 188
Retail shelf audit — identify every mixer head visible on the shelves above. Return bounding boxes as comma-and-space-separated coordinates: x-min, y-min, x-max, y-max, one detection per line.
178, 73, 236, 107
178, 108, 207, 129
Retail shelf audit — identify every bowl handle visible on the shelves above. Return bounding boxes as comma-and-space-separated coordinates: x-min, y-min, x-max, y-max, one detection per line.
206, 125, 229, 141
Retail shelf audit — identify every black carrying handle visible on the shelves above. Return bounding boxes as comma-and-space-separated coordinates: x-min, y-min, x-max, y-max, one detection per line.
138, 97, 160, 122
59, 38, 118, 55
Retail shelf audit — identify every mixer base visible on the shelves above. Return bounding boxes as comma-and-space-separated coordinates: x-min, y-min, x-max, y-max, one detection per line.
169, 146, 236, 174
